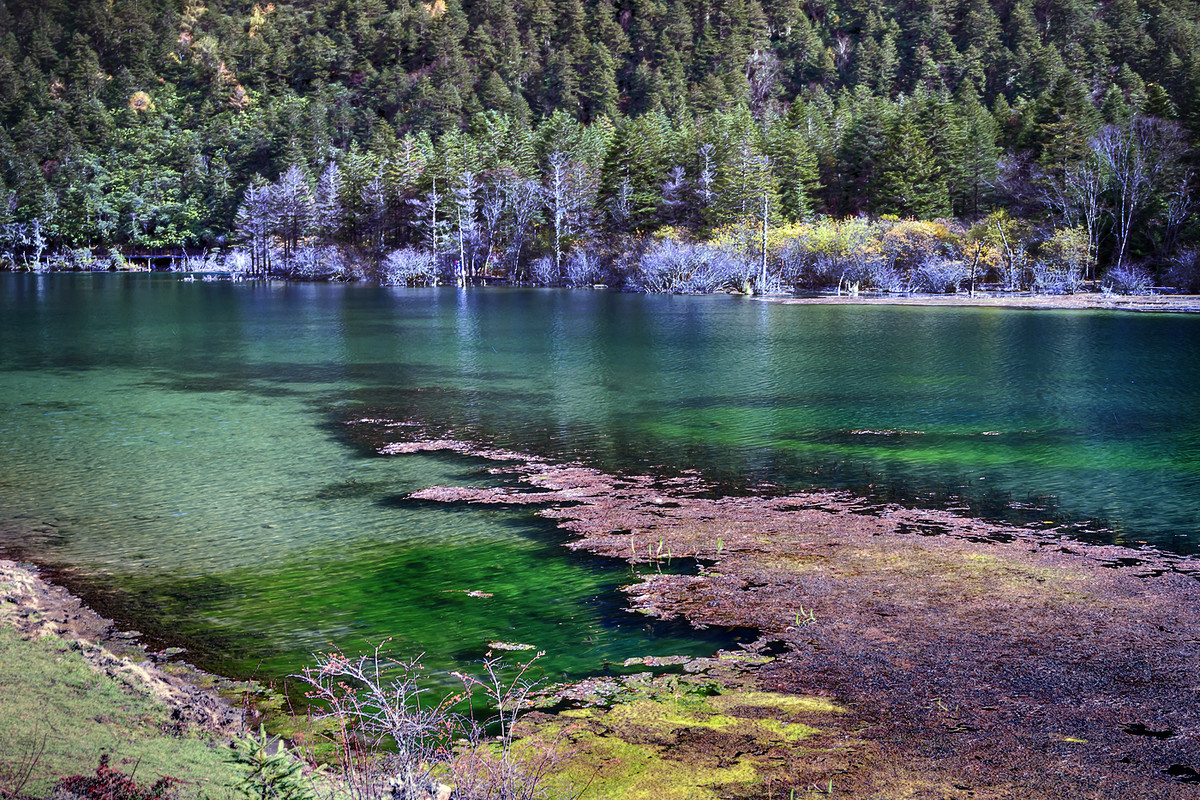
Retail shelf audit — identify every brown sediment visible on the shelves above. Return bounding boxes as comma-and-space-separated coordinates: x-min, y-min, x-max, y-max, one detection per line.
380, 427, 1200, 799
762, 292, 1200, 314
0, 558, 245, 736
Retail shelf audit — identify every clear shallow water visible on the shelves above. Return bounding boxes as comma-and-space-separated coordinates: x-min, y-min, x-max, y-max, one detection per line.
1, 274, 1198, 680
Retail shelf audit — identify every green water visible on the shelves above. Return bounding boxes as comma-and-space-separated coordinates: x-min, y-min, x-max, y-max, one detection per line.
1, 274, 1198, 681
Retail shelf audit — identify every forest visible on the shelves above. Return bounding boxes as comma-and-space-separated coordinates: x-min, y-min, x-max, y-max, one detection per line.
2, 0, 1200, 292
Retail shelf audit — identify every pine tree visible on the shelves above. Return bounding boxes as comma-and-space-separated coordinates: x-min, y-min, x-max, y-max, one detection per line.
876, 105, 949, 218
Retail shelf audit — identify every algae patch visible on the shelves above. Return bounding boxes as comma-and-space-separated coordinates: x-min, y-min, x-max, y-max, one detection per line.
527, 676, 847, 800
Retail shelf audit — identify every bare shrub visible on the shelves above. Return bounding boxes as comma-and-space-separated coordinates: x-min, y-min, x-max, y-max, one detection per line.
1030, 260, 1083, 294
382, 247, 439, 286
288, 245, 347, 280
631, 238, 742, 293
528, 255, 559, 286
562, 249, 602, 287
295, 645, 562, 800
1164, 247, 1200, 292
66, 248, 107, 271
914, 255, 967, 293
1105, 263, 1153, 294
777, 237, 817, 288
864, 258, 909, 293
179, 250, 221, 274
224, 250, 254, 277
1033, 228, 1087, 294
450, 652, 563, 800
296, 646, 460, 800
995, 243, 1028, 290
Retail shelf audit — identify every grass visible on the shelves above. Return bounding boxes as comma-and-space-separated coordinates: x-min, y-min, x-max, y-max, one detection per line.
0, 626, 242, 799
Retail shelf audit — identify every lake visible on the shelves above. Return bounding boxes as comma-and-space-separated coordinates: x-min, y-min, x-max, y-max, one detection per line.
1, 273, 1197, 682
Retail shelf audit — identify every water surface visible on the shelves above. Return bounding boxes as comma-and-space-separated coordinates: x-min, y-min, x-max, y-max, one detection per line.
1, 274, 1197, 681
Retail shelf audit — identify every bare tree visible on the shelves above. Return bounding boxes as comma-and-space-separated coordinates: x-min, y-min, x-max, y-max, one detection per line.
610, 177, 633, 231
659, 166, 688, 223
1040, 154, 1106, 280
746, 50, 781, 118
272, 164, 315, 267
478, 187, 505, 277
314, 162, 345, 244
543, 152, 598, 274
454, 172, 481, 285
1160, 167, 1196, 264
23, 219, 47, 271
409, 179, 450, 269
235, 180, 274, 276
697, 145, 717, 211
1093, 116, 1188, 273
359, 172, 391, 256
501, 176, 542, 278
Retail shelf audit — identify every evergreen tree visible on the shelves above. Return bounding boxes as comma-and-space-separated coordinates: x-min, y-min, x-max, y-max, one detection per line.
876, 105, 950, 218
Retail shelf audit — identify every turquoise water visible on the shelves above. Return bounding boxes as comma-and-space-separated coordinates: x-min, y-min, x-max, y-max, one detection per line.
1, 274, 1198, 680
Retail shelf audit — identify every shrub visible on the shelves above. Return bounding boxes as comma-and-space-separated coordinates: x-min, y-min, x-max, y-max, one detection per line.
562, 249, 602, 287
913, 255, 967, 293
1032, 228, 1086, 294
294, 644, 560, 800
382, 248, 438, 286
1164, 247, 1200, 292
289, 245, 345, 280
54, 755, 178, 800
864, 258, 909, 292
224, 250, 253, 276
632, 238, 744, 293
528, 255, 559, 286
296, 647, 460, 800
1105, 263, 1153, 294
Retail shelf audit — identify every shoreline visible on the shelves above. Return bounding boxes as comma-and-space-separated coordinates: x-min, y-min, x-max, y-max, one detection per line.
760, 291, 1200, 313
0, 557, 247, 736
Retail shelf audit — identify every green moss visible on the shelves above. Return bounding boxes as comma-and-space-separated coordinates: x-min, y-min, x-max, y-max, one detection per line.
545, 727, 758, 800
531, 682, 844, 800
710, 690, 843, 715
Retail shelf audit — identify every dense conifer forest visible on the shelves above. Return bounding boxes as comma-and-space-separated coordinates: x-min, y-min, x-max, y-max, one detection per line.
2, 0, 1200, 291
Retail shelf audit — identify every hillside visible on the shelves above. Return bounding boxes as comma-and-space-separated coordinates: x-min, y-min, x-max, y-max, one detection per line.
1, 0, 1198, 287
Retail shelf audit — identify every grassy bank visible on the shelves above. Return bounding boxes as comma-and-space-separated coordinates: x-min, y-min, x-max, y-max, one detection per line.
0, 625, 242, 799
0, 559, 246, 799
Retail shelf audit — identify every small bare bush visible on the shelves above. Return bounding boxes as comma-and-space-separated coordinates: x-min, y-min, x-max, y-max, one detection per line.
297, 645, 460, 800
382, 248, 439, 286
1105, 263, 1153, 294
864, 258, 909, 293
914, 255, 967, 293
562, 249, 602, 287
224, 250, 253, 277
632, 238, 742, 293
450, 653, 563, 800
528, 256, 559, 286
295, 644, 562, 800
1164, 247, 1200, 292
1030, 260, 1083, 294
